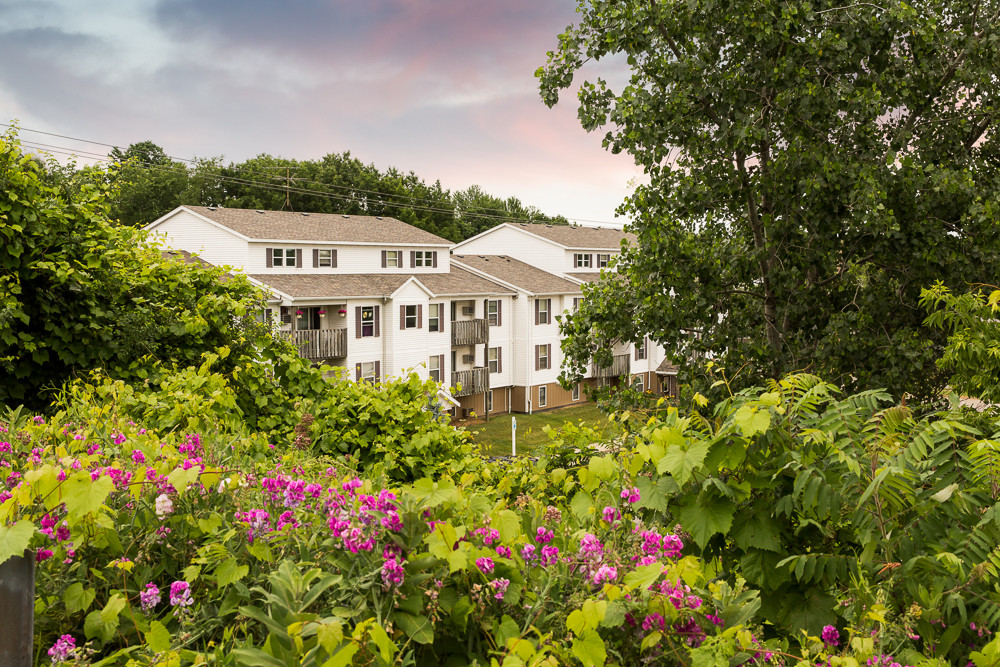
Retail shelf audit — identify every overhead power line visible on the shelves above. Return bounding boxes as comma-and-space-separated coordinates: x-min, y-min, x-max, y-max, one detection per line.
5, 123, 622, 226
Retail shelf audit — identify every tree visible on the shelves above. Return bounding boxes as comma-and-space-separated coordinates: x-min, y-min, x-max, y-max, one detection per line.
107, 140, 190, 227
540, 0, 1000, 399
0, 130, 270, 410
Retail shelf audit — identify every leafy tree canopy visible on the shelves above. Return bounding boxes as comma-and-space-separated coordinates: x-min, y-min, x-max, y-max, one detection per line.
541, 0, 1000, 400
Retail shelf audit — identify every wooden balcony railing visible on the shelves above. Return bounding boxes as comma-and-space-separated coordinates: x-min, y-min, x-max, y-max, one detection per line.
451, 318, 489, 346
590, 353, 631, 378
281, 328, 348, 359
451, 367, 489, 397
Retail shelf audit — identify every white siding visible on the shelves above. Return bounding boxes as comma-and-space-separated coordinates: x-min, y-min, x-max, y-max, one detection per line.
565, 249, 620, 275
247, 243, 451, 275
456, 226, 563, 268
151, 210, 249, 270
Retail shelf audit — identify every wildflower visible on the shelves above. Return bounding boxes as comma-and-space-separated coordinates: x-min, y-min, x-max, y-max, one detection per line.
276, 511, 298, 531
36, 549, 54, 562
381, 557, 405, 588
821, 625, 840, 648
140, 583, 161, 613
642, 613, 666, 632
686, 595, 702, 610
131, 450, 146, 464
496, 545, 512, 558
476, 557, 495, 574
621, 486, 641, 504
521, 544, 537, 560
155, 494, 173, 518
705, 613, 724, 626
169, 581, 193, 608
55, 523, 70, 543
579, 533, 603, 556
674, 617, 706, 647
541, 545, 560, 567
490, 578, 510, 600
601, 506, 620, 523
47, 634, 77, 664
535, 527, 553, 544
592, 564, 617, 585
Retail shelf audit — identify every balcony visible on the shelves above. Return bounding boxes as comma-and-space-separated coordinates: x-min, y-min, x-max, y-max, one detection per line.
451, 318, 489, 346
281, 328, 348, 360
590, 353, 630, 378
451, 367, 489, 397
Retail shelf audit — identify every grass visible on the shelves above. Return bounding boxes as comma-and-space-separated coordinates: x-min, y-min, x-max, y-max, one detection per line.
462, 402, 611, 458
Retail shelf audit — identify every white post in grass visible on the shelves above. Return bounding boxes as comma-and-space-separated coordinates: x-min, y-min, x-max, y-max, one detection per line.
511, 416, 517, 457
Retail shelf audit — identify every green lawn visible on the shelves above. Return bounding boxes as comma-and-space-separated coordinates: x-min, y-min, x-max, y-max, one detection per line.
462, 402, 611, 458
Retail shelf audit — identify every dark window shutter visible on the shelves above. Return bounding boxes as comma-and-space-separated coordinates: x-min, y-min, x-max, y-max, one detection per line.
355, 363, 362, 381
417, 305, 422, 329
332, 249, 338, 268
400, 305, 406, 330
355, 307, 362, 338
374, 361, 381, 382
439, 355, 445, 379
266, 248, 273, 268
313, 249, 319, 267
497, 301, 502, 326
381, 250, 387, 268
545, 300, 551, 324
534, 300, 539, 325
635, 345, 640, 361
547, 345, 552, 368
296, 250, 302, 268
535, 345, 540, 371
498, 347, 502, 373
410, 251, 416, 268
432, 252, 438, 268
439, 303, 446, 333
374, 306, 380, 337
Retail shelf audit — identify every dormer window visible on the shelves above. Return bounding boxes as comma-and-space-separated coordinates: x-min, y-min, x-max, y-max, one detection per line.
597, 254, 611, 268
382, 250, 401, 268
315, 249, 336, 267
411, 251, 437, 268
574, 253, 593, 268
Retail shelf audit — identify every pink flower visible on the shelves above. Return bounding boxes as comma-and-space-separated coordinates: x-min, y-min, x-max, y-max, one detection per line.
601, 506, 620, 523
540, 545, 560, 567
140, 583, 161, 613
47, 635, 77, 664
381, 557, 405, 587
592, 564, 617, 585
535, 527, 553, 544
821, 625, 840, 647
621, 486, 641, 504
169, 581, 193, 607
476, 557, 495, 574
521, 544, 537, 560
490, 578, 510, 600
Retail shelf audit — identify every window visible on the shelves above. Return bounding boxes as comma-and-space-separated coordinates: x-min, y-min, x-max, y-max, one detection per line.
538, 386, 548, 407
535, 298, 551, 325
597, 254, 611, 268
296, 307, 320, 330
572, 297, 582, 312
487, 390, 494, 413
428, 303, 442, 332
382, 250, 401, 268
572, 383, 581, 401
357, 306, 377, 338
488, 347, 501, 373
270, 248, 298, 267
487, 300, 501, 326
429, 355, 442, 382
317, 249, 334, 267
257, 308, 273, 324
635, 374, 644, 392
574, 253, 592, 268
536, 344, 551, 370
412, 251, 436, 268
280, 307, 293, 325
635, 338, 647, 361
401, 304, 421, 329
356, 361, 380, 384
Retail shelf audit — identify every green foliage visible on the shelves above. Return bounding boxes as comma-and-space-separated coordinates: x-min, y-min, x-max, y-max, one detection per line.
540, 0, 1000, 401
922, 281, 1000, 404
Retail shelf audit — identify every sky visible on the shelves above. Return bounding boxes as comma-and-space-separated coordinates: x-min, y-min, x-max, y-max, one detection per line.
0, 0, 644, 227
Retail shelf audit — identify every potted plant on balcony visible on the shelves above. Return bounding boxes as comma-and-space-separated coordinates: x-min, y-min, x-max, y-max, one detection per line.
338, 308, 347, 317
318, 310, 327, 318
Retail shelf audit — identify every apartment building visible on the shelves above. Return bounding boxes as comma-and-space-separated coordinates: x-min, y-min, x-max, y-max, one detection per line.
148, 207, 677, 416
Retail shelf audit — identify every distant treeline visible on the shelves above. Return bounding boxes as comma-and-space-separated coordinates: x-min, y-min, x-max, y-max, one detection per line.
58, 141, 568, 241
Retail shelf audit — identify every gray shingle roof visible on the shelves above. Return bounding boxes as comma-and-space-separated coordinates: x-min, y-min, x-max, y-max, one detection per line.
248, 266, 513, 299
182, 206, 451, 245
566, 272, 602, 283
656, 359, 679, 375
507, 223, 636, 249
453, 255, 582, 295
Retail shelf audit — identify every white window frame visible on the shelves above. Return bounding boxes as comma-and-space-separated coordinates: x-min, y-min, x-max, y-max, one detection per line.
488, 347, 500, 373
538, 386, 548, 407
487, 390, 493, 413
635, 375, 644, 392
538, 345, 550, 370
361, 306, 375, 337
487, 300, 500, 326
361, 361, 377, 383
538, 299, 550, 325
572, 297, 582, 312
572, 383, 580, 401
428, 304, 441, 332
404, 305, 418, 329
597, 253, 611, 268
385, 250, 400, 268
574, 253, 592, 268
428, 356, 441, 382
414, 251, 434, 267
272, 248, 297, 267
317, 249, 333, 267
636, 338, 647, 361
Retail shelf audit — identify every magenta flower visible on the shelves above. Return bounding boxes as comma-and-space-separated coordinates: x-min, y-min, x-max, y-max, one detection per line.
381, 557, 405, 587
535, 527, 553, 544
821, 625, 840, 647
140, 583, 161, 613
621, 486, 641, 503
642, 613, 665, 632
169, 581, 193, 608
540, 545, 560, 567
131, 448, 145, 464
601, 506, 620, 523
495, 545, 512, 559
36, 549, 53, 562
476, 556, 495, 574
47, 635, 77, 664
521, 544, 536, 560
490, 578, 510, 600
592, 564, 617, 585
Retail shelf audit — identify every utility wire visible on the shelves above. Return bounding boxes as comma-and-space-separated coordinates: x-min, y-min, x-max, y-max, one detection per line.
6, 123, 622, 226
19, 139, 609, 227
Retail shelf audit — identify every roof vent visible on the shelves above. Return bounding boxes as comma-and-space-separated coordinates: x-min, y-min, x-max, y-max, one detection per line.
375, 216, 383, 220
341, 215, 349, 219
256, 210, 265, 214
207, 206, 216, 211
301, 212, 310, 216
